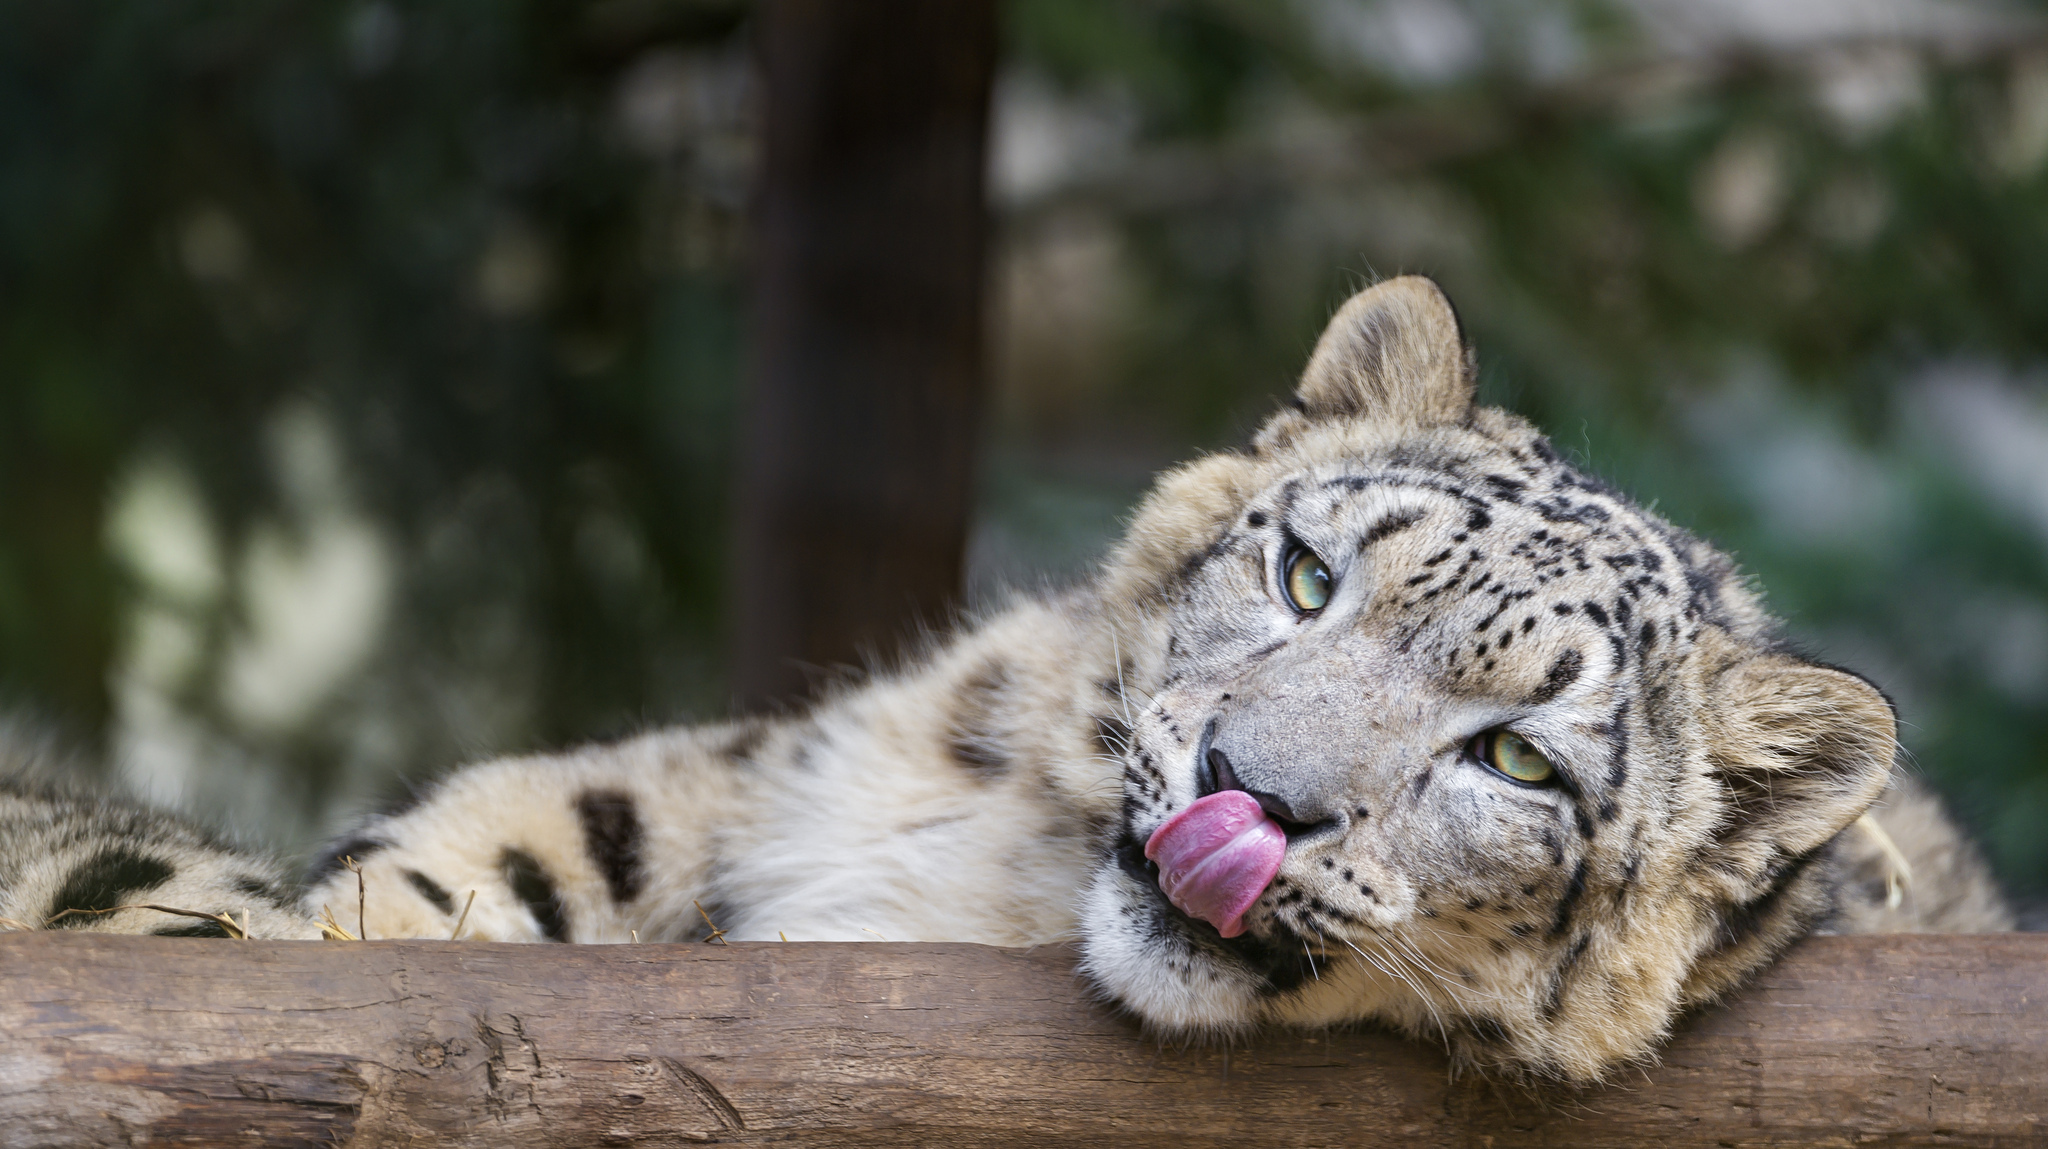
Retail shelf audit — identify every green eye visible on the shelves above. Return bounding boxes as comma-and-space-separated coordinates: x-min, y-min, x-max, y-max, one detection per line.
1477, 729, 1555, 785
1284, 548, 1332, 612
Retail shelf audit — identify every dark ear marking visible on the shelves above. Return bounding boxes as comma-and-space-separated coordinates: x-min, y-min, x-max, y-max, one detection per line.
1705, 653, 1895, 890
576, 789, 647, 903
500, 847, 570, 942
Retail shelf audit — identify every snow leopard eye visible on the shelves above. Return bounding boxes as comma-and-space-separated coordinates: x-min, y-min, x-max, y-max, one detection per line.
1283, 547, 1332, 612
1472, 729, 1556, 786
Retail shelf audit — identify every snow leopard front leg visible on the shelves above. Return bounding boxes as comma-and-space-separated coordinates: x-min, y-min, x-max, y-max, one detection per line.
302, 722, 772, 943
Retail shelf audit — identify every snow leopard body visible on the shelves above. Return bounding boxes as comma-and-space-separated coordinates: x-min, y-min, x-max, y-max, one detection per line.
4, 278, 2010, 1080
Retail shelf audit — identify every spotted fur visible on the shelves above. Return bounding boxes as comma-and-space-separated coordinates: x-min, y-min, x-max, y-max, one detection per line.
0, 773, 317, 939
7, 278, 2011, 1081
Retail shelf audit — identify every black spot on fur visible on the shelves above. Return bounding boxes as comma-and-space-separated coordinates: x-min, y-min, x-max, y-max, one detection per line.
154, 920, 234, 938
947, 661, 1011, 773
48, 849, 174, 928
309, 835, 388, 884
1527, 649, 1583, 705
1583, 601, 1610, 627
1176, 533, 1236, 586
1605, 713, 1630, 789
1466, 505, 1492, 531
1362, 509, 1426, 548
500, 848, 570, 941
234, 875, 294, 909
1685, 567, 1729, 626
1247, 510, 1267, 527
1409, 765, 1435, 799
1713, 845, 1825, 955
405, 869, 456, 915
577, 789, 647, 903
1482, 474, 1526, 502
723, 723, 769, 763
1549, 860, 1588, 938
1543, 934, 1591, 1019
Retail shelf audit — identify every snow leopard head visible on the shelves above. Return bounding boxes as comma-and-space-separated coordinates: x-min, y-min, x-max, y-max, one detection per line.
1078, 277, 1896, 1081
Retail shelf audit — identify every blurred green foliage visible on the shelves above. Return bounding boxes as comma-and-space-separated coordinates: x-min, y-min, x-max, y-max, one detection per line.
1, 0, 2044, 905
0, 0, 751, 836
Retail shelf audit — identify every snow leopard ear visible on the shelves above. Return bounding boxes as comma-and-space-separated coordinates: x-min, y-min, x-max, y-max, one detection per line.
1282, 276, 1476, 430
1701, 653, 1896, 900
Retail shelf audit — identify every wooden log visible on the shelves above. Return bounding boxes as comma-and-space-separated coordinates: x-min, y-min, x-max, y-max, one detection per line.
0, 933, 2042, 1147
734, 0, 997, 708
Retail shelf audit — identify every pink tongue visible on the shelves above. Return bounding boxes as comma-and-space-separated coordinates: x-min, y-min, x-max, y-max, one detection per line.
1143, 790, 1286, 938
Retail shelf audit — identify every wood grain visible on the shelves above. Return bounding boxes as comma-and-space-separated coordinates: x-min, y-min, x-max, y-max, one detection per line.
0, 933, 2042, 1147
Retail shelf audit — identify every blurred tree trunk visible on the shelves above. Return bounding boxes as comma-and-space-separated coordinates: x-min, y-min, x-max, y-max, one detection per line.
733, 0, 996, 709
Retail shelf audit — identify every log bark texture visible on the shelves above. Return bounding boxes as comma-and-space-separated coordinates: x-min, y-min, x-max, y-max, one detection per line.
0, 932, 2042, 1147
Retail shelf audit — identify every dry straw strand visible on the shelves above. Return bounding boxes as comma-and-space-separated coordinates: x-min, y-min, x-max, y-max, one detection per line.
342, 855, 368, 940
450, 890, 477, 940
42, 903, 248, 938
694, 899, 729, 945
316, 904, 360, 942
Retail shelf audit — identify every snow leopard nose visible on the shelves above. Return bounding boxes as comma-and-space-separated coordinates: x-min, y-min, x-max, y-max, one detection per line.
1199, 745, 1344, 842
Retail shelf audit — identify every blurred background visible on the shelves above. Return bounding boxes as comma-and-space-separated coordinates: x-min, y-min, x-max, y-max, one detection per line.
1, 0, 2044, 921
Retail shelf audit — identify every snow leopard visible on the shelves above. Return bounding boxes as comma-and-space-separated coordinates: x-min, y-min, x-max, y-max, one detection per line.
4, 277, 2010, 1081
